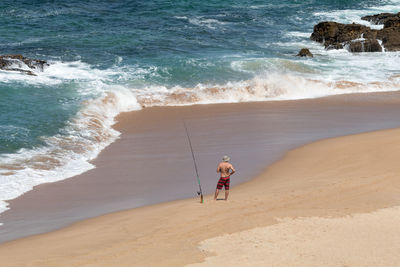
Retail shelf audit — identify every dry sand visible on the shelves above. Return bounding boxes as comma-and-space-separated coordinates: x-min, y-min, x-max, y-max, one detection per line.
2, 125, 400, 266
190, 206, 400, 267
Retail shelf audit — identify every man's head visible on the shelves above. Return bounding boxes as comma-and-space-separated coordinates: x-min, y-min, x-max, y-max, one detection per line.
222, 155, 230, 162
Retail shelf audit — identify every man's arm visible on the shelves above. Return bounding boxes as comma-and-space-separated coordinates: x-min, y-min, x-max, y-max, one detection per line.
217, 164, 221, 173
230, 164, 236, 175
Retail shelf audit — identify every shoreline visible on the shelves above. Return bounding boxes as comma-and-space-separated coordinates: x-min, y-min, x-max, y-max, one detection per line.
2, 125, 400, 265
3, 92, 400, 244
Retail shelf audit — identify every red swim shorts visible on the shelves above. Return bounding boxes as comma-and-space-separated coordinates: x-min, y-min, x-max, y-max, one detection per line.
216, 176, 230, 190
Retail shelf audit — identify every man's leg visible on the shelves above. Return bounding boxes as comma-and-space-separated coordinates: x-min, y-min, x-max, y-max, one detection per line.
214, 189, 219, 200
225, 190, 229, 201
224, 179, 230, 200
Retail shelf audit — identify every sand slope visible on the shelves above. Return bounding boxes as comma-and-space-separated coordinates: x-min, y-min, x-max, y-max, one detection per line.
191, 206, 400, 267
2, 128, 400, 266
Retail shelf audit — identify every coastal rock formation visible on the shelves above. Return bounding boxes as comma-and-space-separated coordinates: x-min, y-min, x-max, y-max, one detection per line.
361, 12, 400, 25
310, 22, 379, 51
0, 54, 48, 76
374, 27, 400, 51
383, 17, 400, 28
311, 12, 400, 52
297, 48, 313, 57
310, 22, 375, 49
349, 39, 382, 52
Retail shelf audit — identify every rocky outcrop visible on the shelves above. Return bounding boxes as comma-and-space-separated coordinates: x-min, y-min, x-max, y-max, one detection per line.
310, 22, 376, 48
383, 17, 400, 28
361, 12, 400, 25
376, 27, 400, 51
311, 12, 400, 52
349, 39, 382, 52
0, 54, 48, 75
310, 22, 380, 51
367, 12, 400, 52
296, 48, 313, 57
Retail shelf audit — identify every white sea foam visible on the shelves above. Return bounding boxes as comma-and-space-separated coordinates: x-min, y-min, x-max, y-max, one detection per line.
0, 59, 157, 89
285, 31, 312, 39
0, 79, 141, 215
0, 60, 105, 85
134, 73, 400, 108
175, 15, 229, 30
314, 0, 400, 29
4, 6, 76, 20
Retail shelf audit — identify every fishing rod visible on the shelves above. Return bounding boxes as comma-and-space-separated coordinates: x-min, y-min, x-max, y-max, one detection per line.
183, 120, 204, 203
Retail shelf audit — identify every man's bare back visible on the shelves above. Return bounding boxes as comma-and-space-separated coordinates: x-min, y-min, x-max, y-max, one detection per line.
217, 162, 235, 177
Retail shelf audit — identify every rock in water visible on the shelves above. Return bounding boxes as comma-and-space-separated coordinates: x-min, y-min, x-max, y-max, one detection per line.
378, 27, 400, 51
296, 48, 313, 57
310, 22, 377, 49
349, 39, 382, 52
361, 12, 400, 51
311, 12, 400, 52
361, 12, 400, 25
384, 17, 400, 29
0, 54, 48, 75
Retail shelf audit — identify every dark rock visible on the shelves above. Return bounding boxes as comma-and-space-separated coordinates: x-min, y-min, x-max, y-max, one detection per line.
310, 22, 340, 44
348, 39, 382, 52
384, 17, 400, 28
310, 21, 376, 49
3, 68, 36, 76
296, 48, 313, 57
362, 30, 378, 39
361, 12, 400, 25
311, 12, 400, 52
378, 27, 400, 51
0, 54, 48, 75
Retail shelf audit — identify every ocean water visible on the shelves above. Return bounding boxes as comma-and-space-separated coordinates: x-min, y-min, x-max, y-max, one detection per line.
1, 0, 400, 215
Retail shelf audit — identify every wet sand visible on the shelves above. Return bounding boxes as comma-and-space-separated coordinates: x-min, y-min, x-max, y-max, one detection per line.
2, 109, 400, 266
2, 92, 400, 243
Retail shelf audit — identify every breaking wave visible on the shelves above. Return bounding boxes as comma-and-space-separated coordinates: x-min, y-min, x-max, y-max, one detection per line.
136, 73, 400, 107
1, 35, 400, 217
314, 0, 400, 29
0, 89, 140, 214
1, 56, 400, 216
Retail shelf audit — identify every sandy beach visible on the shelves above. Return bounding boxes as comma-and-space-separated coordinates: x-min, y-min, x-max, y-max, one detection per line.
2, 93, 400, 243
3, 1, 400, 266
2, 93, 400, 266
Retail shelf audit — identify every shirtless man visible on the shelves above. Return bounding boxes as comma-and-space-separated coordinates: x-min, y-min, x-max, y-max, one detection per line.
215, 155, 236, 201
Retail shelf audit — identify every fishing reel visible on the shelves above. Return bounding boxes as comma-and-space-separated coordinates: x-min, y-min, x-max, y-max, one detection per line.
198, 191, 204, 203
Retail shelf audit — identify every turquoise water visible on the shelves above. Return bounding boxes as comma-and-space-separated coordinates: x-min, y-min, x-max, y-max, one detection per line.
1, 0, 400, 213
